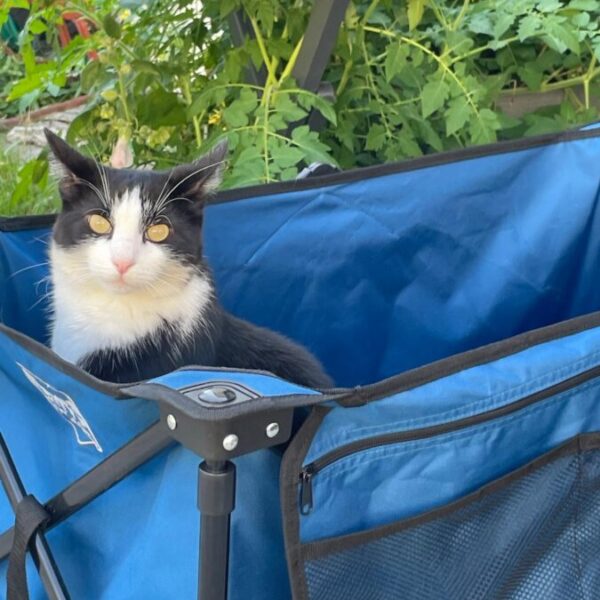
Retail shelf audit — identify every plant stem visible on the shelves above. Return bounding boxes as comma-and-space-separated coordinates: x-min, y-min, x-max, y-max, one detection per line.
279, 35, 305, 83
336, 59, 354, 96
262, 85, 272, 183
452, 0, 470, 31
428, 1, 450, 29
499, 66, 600, 96
181, 77, 202, 147
362, 0, 381, 25
117, 70, 131, 126
583, 54, 597, 109
361, 37, 392, 139
248, 15, 277, 86
452, 37, 519, 63
364, 26, 483, 126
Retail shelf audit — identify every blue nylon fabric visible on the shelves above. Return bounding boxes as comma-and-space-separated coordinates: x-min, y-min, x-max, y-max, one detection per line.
151, 368, 320, 397
0, 330, 294, 600
305, 325, 600, 463
2, 132, 600, 597
3, 134, 600, 387
300, 374, 600, 543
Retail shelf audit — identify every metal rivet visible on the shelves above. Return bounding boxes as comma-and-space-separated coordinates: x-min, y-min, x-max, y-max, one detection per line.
266, 422, 280, 438
222, 434, 239, 451
166, 414, 177, 430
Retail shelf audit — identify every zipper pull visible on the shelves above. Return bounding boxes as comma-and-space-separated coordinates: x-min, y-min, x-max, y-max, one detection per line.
299, 466, 314, 515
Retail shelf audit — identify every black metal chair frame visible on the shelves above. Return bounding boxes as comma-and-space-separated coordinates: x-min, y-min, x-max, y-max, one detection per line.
0, 2, 349, 598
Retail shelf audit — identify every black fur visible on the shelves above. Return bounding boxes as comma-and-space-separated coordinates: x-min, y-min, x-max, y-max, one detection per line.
46, 130, 333, 388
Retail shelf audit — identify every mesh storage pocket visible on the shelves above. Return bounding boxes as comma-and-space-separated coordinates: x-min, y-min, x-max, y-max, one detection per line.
298, 435, 600, 600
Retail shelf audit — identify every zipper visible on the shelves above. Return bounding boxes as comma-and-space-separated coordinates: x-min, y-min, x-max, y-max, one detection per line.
299, 466, 315, 515
299, 362, 600, 515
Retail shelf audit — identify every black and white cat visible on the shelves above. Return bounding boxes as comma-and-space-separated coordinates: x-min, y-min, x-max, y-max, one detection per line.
45, 130, 333, 388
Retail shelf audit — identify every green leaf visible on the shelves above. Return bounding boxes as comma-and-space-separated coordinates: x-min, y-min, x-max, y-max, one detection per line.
517, 64, 544, 90
222, 89, 258, 128
569, 0, 599, 8
274, 145, 305, 168
537, 0, 562, 12
468, 13, 494, 36
137, 88, 187, 126
397, 134, 422, 157
571, 12, 590, 27
103, 14, 121, 39
470, 108, 501, 144
11, 159, 46, 206
258, 2, 275, 36
518, 15, 542, 40
415, 119, 443, 152
365, 124, 387, 151
291, 126, 336, 165
446, 31, 474, 54
445, 96, 470, 136
21, 43, 36, 74
384, 41, 407, 82
131, 60, 162, 76
272, 93, 307, 123
523, 114, 561, 135
28, 18, 47, 35
407, 0, 426, 31
7, 74, 42, 101
307, 94, 337, 125
421, 77, 450, 118
493, 13, 516, 39
280, 167, 299, 180
220, 0, 239, 18
80, 61, 102, 93
544, 21, 580, 54
236, 145, 262, 165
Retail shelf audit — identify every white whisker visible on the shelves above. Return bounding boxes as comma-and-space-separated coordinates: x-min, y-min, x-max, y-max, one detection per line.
9, 261, 49, 279
154, 160, 225, 213
76, 178, 110, 209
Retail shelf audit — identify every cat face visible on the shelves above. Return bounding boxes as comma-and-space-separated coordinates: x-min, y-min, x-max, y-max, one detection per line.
46, 130, 226, 295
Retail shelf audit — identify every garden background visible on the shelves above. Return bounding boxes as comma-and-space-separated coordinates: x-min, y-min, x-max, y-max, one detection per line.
1, 0, 599, 215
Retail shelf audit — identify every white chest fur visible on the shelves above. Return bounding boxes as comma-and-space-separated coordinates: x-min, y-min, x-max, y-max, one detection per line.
50, 243, 212, 365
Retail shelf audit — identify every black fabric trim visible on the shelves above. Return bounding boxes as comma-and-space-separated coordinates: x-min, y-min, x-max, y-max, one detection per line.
6, 495, 52, 600
336, 309, 600, 407
4, 310, 600, 419
0, 324, 126, 398
0, 323, 332, 420
299, 432, 600, 562
306, 364, 600, 473
212, 124, 600, 205
0, 214, 56, 232
280, 406, 330, 600
2, 122, 600, 230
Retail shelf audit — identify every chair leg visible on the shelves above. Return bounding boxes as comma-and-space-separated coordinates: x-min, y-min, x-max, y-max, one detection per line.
0, 436, 70, 600
197, 460, 236, 600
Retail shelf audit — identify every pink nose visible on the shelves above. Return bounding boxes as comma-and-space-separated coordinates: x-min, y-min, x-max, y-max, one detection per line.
113, 258, 134, 275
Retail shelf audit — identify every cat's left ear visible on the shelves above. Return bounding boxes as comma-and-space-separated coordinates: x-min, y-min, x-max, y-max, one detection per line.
169, 140, 228, 201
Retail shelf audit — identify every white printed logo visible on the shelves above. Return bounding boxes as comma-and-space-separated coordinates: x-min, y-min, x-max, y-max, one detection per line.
17, 363, 103, 453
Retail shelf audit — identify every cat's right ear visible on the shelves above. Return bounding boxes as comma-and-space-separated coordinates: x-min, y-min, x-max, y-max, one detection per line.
44, 128, 98, 187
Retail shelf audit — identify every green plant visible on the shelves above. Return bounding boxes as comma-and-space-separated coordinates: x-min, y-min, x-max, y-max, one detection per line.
0, 139, 59, 215
1, 0, 600, 215
0, 1, 82, 117
323, 0, 600, 167
0, 54, 26, 118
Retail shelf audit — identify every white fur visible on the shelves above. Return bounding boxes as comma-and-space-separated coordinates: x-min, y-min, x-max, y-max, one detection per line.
50, 187, 212, 365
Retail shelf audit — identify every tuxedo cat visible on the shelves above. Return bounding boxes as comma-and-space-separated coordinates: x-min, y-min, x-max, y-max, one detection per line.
45, 130, 332, 387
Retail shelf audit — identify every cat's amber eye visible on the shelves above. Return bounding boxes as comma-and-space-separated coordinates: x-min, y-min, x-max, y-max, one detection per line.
87, 214, 112, 235
146, 223, 170, 243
